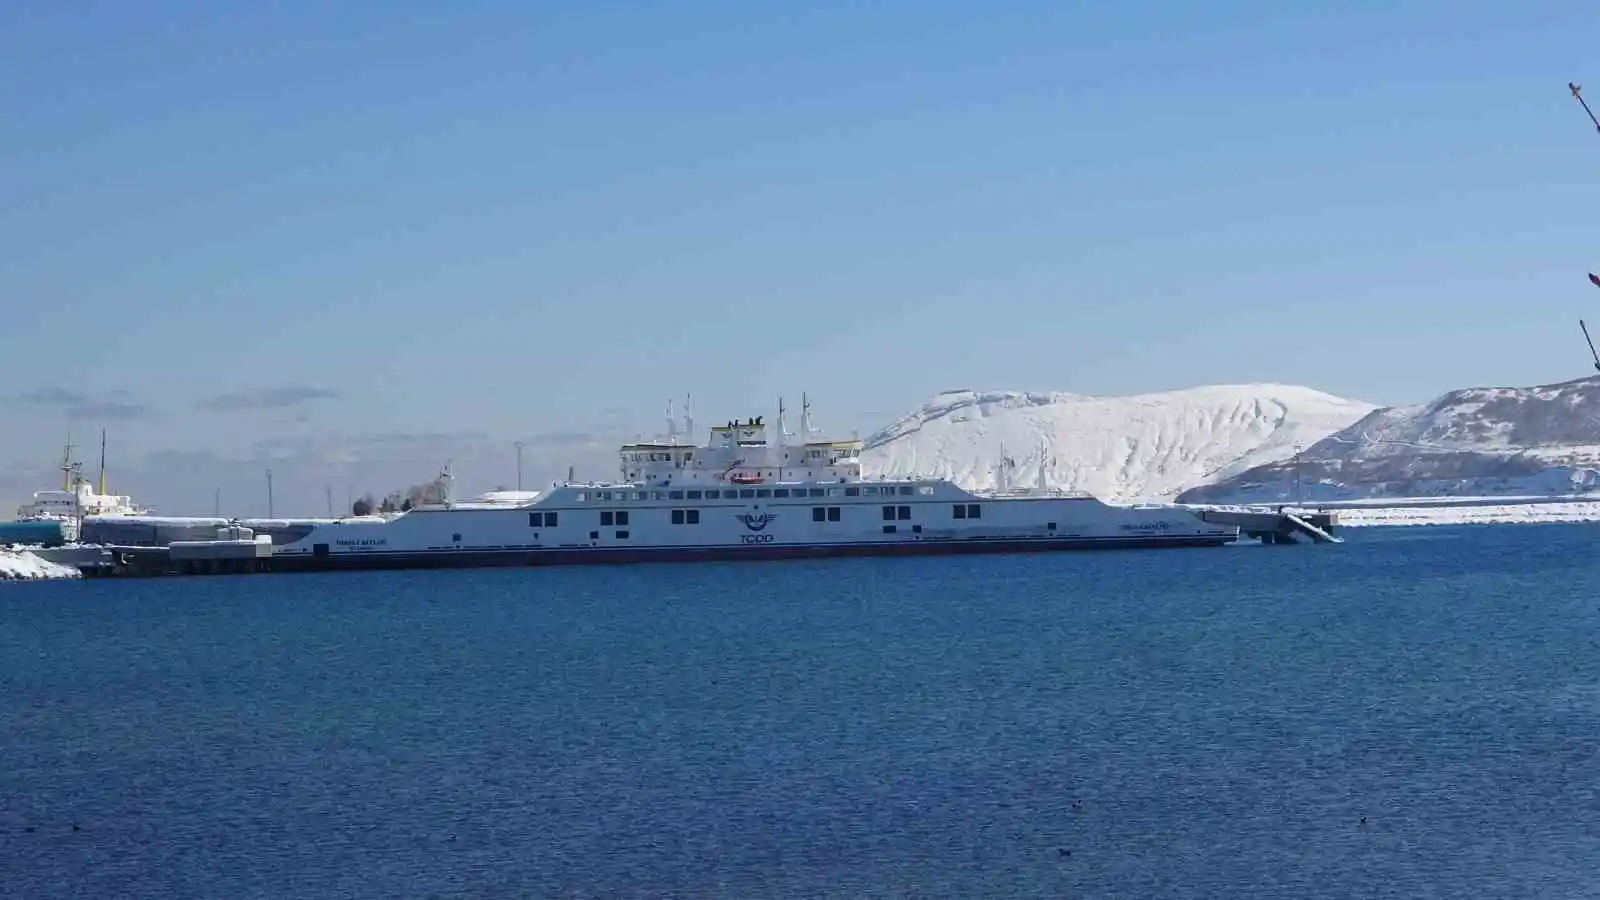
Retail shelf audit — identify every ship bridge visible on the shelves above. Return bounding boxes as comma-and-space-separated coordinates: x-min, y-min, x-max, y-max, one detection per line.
617, 396, 862, 488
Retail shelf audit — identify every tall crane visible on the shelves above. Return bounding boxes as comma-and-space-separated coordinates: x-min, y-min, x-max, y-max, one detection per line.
1569, 84, 1600, 372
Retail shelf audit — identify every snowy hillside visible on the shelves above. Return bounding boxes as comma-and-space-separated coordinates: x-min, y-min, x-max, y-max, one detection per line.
861, 385, 1377, 503
1179, 376, 1600, 503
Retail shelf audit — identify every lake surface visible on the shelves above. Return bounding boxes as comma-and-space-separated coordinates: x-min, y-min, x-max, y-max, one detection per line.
3, 524, 1600, 898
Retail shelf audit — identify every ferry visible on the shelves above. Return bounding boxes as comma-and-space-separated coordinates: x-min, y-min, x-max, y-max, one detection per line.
269, 397, 1238, 571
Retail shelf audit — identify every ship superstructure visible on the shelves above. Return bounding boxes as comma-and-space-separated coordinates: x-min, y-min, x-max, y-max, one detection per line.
3, 432, 148, 545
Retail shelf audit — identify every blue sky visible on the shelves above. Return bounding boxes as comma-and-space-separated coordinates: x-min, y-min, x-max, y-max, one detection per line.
3, 0, 1598, 514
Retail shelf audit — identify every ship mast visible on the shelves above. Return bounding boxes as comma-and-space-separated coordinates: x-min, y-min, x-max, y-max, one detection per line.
60, 433, 75, 491
98, 429, 107, 496
995, 443, 1018, 492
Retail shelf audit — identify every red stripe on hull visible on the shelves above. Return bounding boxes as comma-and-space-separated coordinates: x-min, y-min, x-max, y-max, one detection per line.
269, 534, 1237, 574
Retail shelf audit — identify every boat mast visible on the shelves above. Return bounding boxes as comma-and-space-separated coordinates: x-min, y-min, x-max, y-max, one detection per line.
98, 429, 107, 496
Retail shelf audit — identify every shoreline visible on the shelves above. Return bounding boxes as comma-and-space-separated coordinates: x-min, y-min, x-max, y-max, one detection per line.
1332, 499, 1600, 528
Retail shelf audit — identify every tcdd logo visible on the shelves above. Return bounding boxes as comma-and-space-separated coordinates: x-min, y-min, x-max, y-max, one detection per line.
735, 512, 777, 532
741, 533, 775, 545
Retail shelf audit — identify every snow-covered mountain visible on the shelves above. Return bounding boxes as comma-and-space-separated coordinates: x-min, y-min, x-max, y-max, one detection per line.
1177, 376, 1600, 504
862, 385, 1377, 503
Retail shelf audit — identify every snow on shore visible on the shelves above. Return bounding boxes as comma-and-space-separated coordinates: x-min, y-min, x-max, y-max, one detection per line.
0, 549, 81, 581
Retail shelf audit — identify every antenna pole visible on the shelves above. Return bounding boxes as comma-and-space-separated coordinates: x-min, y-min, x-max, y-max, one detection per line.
1582, 320, 1600, 372
1572, 83, 1600, 134
514, 440, 524, 490
266, 468, 275, 518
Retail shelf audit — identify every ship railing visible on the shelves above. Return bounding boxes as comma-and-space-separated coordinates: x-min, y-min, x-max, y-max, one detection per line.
976, 487, 1097, 499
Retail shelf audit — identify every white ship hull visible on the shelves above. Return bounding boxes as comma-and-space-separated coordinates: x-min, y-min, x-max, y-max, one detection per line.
270, 480, 1237, 571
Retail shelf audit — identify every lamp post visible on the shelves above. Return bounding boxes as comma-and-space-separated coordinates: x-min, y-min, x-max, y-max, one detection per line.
1292, 442, 1303, 506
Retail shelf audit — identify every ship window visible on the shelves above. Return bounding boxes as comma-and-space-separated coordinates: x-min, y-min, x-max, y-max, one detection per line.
739, 489, 755, 499
756, 489, 771, 498
671, 509, 685, 525
826, 488, 842, 497
596, 491, 611, 501
619, 510, 631, 526
912, 524, 922, 533
704, 490, 720, 499
845, 487, 860, 496
864, 487, 878, 496
616, 530, 629, 539
773, 489, 790, 497
917, 486, 933, 496
687, 509, 700, 524
633, 492, 646, 501
546, 512, 558, 527
813, 506, 826, 522
967, 504, 981, 518
898, 505, 911, 520
600, 511, 614, 526
883, 525, 897, 534
452, 533, 462, 542
529, 513, 541, 527
669, 490, 684, 500
953, 504, 967, 519
828, 506, 841, 521
589, 530, 599, 540
1048, 522, 1057, 531
898, 486, 914, 496
651, 491, 666, 501
687, 490, 703, 499
574, 492, 587, 501
882, 505, 896, 521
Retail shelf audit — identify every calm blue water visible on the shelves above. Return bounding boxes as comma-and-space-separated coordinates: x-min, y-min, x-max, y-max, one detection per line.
3, 524, 1600, 898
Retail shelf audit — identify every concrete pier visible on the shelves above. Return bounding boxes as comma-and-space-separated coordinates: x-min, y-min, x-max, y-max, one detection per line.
54, 537, 276, 577
1195, 507, 1342, 545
